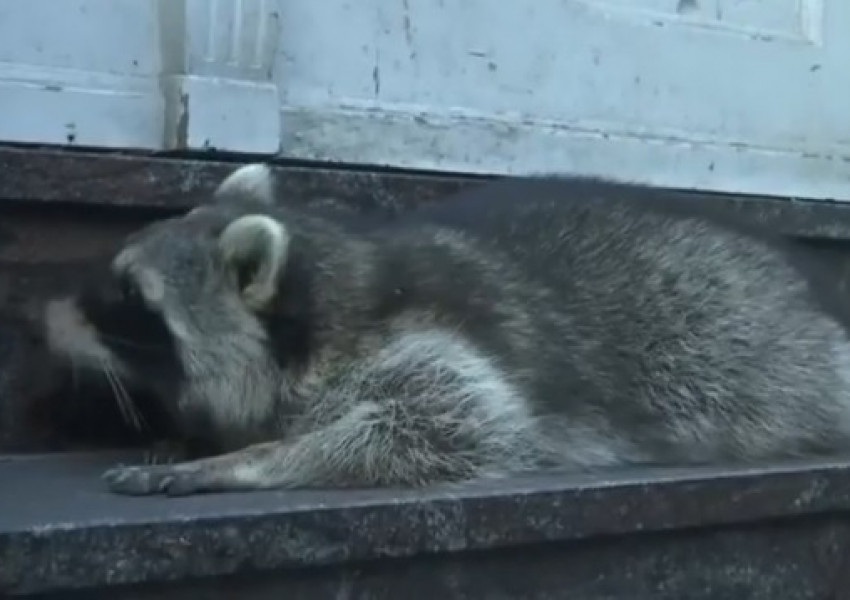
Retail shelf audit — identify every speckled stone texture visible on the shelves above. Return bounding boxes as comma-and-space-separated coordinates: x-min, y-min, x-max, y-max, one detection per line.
3, 453, 850, 598
6, 144, 850, 239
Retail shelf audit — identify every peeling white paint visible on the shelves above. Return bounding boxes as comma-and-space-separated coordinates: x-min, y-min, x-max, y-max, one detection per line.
274, 0, 850, 200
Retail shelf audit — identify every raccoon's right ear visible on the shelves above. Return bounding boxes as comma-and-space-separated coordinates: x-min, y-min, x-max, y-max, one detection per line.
218, 214, 290, 311
213, 163, 276, 206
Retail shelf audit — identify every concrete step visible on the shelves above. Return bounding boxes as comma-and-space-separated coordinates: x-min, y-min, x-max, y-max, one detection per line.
5, 146, 850, 599
2, 452, 850, 598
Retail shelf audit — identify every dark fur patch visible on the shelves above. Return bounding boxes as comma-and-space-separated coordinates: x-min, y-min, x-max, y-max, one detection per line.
72, 263, 184, 438
0, 312, 174, 452
260, 243, 317, 371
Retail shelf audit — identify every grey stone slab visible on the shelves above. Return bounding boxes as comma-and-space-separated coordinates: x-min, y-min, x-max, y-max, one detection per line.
3, 451, 850, 597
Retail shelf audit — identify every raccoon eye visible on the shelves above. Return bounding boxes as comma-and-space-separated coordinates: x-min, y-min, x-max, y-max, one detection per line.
119, 277, 140, 303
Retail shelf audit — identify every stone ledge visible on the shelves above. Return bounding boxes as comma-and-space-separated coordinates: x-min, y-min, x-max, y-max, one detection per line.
4, 144, 850, 239
2, 452, 850, 597
5, 146, 850, 598
0, 144, 476, 215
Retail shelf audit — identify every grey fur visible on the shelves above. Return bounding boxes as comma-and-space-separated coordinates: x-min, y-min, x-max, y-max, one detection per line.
43, 164, 850, 496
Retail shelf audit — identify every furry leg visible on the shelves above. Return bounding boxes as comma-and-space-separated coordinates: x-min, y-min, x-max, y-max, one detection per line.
104, 331, 540, 496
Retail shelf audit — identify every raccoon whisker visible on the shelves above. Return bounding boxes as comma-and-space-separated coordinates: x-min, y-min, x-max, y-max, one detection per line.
100, 360, 133, 429
113, 370, 148, 432
110, 368, 145, 433
101, 360, 146, 432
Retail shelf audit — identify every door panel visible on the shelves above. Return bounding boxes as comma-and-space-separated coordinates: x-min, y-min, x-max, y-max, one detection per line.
276, 0, 850, 200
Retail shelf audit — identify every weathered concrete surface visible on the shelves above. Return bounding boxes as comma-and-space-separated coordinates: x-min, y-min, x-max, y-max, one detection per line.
2, 453, 850, 598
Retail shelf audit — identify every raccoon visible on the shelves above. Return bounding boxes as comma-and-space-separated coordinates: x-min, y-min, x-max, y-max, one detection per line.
42, 164, 850, 496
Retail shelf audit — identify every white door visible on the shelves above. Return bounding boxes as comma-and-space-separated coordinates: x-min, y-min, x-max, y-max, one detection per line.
1, 0, 848, 201
275, 0, 850, 201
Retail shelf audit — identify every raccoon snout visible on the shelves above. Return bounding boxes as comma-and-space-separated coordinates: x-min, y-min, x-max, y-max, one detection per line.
43, 298, 107, 363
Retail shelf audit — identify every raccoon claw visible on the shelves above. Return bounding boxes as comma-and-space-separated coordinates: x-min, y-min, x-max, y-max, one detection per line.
102, 465, 175, 495
142, 451, 167, 466
143, 440, 188, 465
102, 464, 204, 496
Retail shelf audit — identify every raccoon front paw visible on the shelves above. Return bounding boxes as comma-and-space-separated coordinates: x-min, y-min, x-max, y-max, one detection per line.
142, 439, 189, 465
102, 464, 207, 496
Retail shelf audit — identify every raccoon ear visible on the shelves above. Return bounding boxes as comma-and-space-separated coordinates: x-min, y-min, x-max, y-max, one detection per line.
213, 163, 275, 206
218, 214, 290, 310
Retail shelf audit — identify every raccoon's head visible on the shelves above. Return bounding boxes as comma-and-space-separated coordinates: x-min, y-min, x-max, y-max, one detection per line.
43, 164, 298, 442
